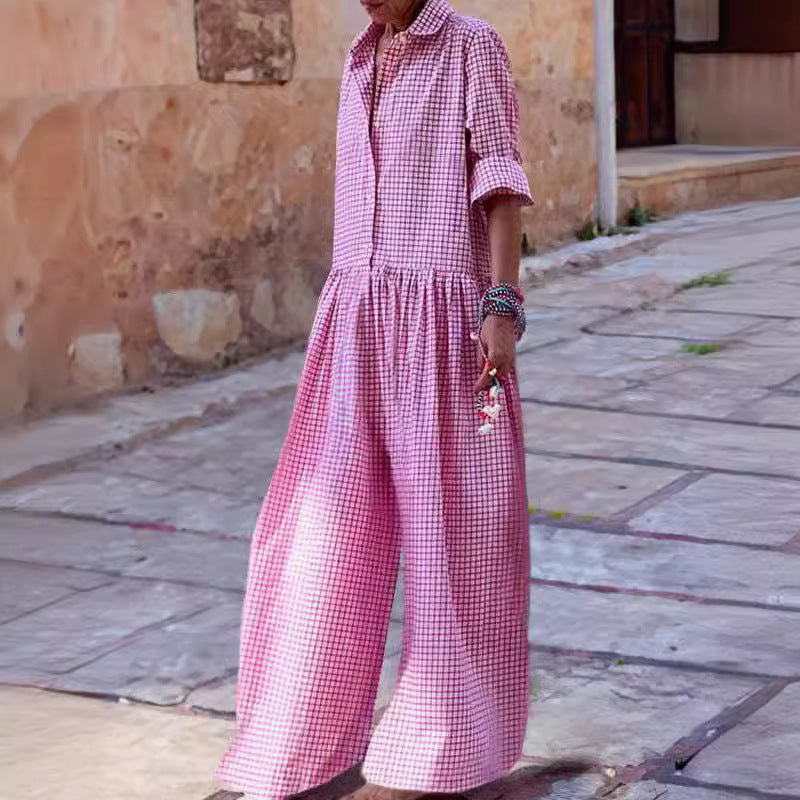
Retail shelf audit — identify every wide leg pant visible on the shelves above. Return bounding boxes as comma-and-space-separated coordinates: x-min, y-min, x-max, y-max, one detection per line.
216, 262, 530, 799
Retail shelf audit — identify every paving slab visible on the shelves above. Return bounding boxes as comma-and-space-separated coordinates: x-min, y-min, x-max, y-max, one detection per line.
623, 782, 748, 800
533, 527, 800, 609
726, 318, 800, 348
664, 345, 800, 388
0, 513, 250, 589
0, 402, 293, 536
642, 197, 800, 236
373, 651, 403, 722
516, 336, 683, 381
781, 377, 800, 392
519, 228, 650, 283
630, 474, 800, 546
666, 281, 800, 318
0, 685, 232, 800
0, 578, 233, 674
516, 369, 634, 407
522, 404, 800, 479
187, 677, 238, 715
731, 260, 800, 286
589, 254, 717, 287
107, 398, 293, 499
520, 308, 609, 352
0, 351, 303, 484
525, 455, 684, 517
527, 274, 676, 311
467, 769, 605, 800
729, 393, 800, 427
0, 471, 261, 536
43, 598, 242, 705
647, 220, 800, 271
521, 651, 761, 766
684, 682, 800, 795
598, 370, 768, 419
588, 310, 763, 341
531, 585, 800, 677
120, 533, 249, 591
0, 560, 113, 623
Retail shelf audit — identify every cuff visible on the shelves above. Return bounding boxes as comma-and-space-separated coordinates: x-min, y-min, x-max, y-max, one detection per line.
469, 155, 534, 209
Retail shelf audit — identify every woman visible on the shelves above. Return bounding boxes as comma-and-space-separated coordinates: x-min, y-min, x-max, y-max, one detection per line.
216, 1, 533, 798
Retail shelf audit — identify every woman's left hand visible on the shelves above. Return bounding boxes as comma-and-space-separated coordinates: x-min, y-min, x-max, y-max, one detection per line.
474, 314, 517, 393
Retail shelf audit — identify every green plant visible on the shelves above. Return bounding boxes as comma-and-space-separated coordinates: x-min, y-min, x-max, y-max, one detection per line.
576, 221, 599, 241
680, 342, 723, 356
627, 203, 658, 227
679, 271, 732, 290
546, 510, 567, 520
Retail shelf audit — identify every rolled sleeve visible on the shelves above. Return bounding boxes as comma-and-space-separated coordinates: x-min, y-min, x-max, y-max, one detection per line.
465, 26, 534, 209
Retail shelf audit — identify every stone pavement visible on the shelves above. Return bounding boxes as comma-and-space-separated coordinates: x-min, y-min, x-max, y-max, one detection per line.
2, 197, 800, 800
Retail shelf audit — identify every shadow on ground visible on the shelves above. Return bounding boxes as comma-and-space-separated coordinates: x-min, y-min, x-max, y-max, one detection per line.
205, 759, 600, 800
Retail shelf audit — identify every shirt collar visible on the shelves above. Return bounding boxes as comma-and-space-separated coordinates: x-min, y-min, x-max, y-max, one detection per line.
406, 0, 454, 36
349, 0, 454, 60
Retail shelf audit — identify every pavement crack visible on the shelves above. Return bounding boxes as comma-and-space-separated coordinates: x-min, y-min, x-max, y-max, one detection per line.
612, 471, 709, 523
644, 679, 793, 778
522, 397, 800, 433
0, 554, 244, 595
528, 644, 792, 682
531, 515, 800, 555
0, 381, 299, 492
661, 776, 800, 800
524, 445, 800, 484
50, 603, 220, 677
0, 588, 93, 626
532, 576, 800, 614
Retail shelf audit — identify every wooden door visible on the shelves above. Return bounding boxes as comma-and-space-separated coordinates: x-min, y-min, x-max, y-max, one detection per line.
615, 0, 676, 148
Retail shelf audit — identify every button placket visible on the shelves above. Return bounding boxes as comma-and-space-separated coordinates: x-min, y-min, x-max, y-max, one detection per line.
368, 39, 390, 267
368, 31, 410, 267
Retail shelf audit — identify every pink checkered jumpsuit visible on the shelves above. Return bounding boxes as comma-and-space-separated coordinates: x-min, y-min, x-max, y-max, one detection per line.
217, 1, 533, 797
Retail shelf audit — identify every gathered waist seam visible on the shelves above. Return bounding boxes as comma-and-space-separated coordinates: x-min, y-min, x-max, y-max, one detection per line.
330, 256, 480, 281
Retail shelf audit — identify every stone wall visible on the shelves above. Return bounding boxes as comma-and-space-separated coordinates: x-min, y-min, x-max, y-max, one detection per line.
0, 0, 596, 419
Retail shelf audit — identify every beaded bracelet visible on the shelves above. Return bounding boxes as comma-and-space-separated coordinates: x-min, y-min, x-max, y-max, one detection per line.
479, 283, 527, 340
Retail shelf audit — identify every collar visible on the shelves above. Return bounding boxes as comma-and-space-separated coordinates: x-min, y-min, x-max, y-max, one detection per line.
349, 0, 454, 60
406, 0, 454, 36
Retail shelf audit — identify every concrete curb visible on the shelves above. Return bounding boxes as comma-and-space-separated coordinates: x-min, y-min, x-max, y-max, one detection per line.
520, 230, 656, 290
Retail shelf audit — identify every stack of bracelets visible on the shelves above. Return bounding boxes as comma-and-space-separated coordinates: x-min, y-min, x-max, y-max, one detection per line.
469, 282, 527, 435
478, 282, 527, 340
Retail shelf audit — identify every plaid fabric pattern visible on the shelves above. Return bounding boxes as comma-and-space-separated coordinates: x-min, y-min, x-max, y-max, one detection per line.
217, 2, 533, 797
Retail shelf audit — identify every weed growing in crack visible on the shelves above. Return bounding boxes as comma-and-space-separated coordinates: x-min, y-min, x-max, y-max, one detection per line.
627, 203, 658, 227
680, 342, 724, 356
680, 271, 732, 290
529, 505, 599, 524
575, 221, 642, 242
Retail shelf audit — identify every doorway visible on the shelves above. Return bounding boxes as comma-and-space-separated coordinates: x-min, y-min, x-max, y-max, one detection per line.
615, 0, 676, 148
